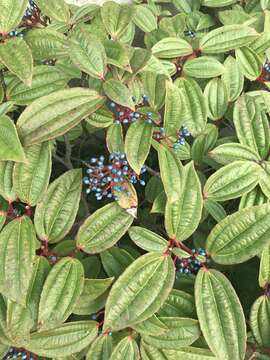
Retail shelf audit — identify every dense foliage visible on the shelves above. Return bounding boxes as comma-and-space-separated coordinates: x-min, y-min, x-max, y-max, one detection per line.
0, 0, 270, 359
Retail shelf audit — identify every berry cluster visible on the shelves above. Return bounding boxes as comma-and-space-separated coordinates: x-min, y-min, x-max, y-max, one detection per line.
4, 348, 34, 360
173, 127, 190, 150
264, 62, 270, 73
152, 127, 165, 141
176, 248, 207, 274
7, 202, 32, 219
184, 30, 196, 38
24, 0, 38, 18
109, 95, 153, 125
83, 152, 147, 201
8, 30, 24, 38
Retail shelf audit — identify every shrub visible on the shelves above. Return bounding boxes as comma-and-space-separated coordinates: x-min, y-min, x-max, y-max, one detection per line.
0, 0, 270, 359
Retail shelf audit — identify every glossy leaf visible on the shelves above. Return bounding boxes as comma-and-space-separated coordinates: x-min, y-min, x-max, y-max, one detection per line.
132, 314, 168, 336
195, 269, 246, 360
233, 94, 270, 159
184, 57, 225, 79
110, 336, 140, 360
103, 79, 135, 110
0, 161, 16, 202
69, 31, 107, 80
104, 252, 175, 331
209, 143, 260, 165
128, 226, 167, 253
152, 37, 193, 58
38, 257, 84, 330
13, 142, 52, 206
259, 245, 270, 287
17, 88, 105, 146
35, 0, 70, 23
106, 123, 125, 153
164, 81, 183, 136
222, 55, 244, 102
250, 296, 270, 347
158, 289, 196, 318
206, 203, 270, 264
141, 317, 201, 349
101, 2, 134, 39
125, 119, 153, 174
200, 25, 258, 54
0, 38, 33, 86
0, 115, 25, 162
134, 5, 157, 33
165, 161, 203, 241
175, 78, 207, 136
235, 46, 262, 80
0, 0, 28, 33
100, 247, 135, 278
204, 161, 261, 201
27, 321, 98, 358
34, 169, 82, 243
204, 78, 228, 120
86, 334, 113, 360
76, 202, 133, 254
0, 217, 36, 305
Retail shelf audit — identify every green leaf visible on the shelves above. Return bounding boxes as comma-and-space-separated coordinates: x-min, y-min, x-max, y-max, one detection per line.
35, 0, 69, 22
74, 277, 114, 316
221, 55, 244, 102
73, 290, 109, 316
38, 257, 84, 330
203, 161, 261, 201
159, 14, 186, 36
87, 107, 114, 129
204, 199, 227, 222
27, 321, 98, 358
0, 115, 25, 162
100, 247, 135, 278
0, 196, 8, 232
0, 295, 12, 346
34, 169, 82, 243
0, 217, 36, 305
24, 29, 68, 61
110, 336, 140, 360
250, 32, 270, 54
239, 186, 268, 210
250, 296, 270, 347
165, 161, 203, 241
200, 25, 258, 54
141, 72, 166, 110
0, 0, 28, 33
6, 65, 71, 106
158, 145, 183, 203
0, 38, 33, 86
260, 163, 270, 199
206, 203, 270, 264
191, 124, 218, 165
235, 46, 262, 80
204, 78, 228, 120
106, 123, 125, 153
183, 57, 225, 79
0, 161, 16, 202
103, 40, 131, 72
259, 245, 270, 287
134, 5, 157, 33
158, 289, 196, 318
141, 317, 201, 349
151, 191, 166, 214
86, 334, 113, 360
69, 31, 107, 80
175, 78, 207, 136
128, 226, 168, 253
164, 81, 183, 137
132, 314, 168, 336
104, 252, 175, 331
103, 79, 135, 110
17, 88, 105, 146
195, 269, 246, 360
101, 2, 134, 40
172, 0, 200, 12
151, 37, 193, 58
141, 341, 216, 360
233, 94, 270, 159
209, 143, 261, 165
76, 203, 133, 254
13, 142, 51, 206
125, 119, 153, 174
202, 0, 237, 6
